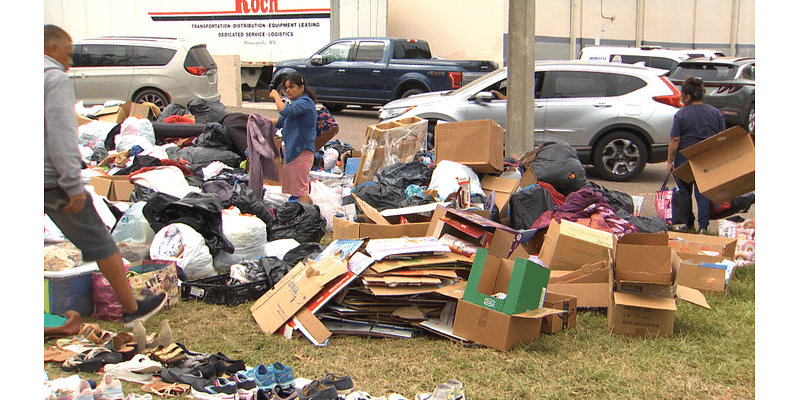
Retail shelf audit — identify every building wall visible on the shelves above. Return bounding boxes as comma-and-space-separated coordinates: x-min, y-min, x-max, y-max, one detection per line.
387, 0, 755, 66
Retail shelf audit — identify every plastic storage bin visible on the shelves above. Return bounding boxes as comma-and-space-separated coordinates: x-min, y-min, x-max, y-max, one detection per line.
44, 262, 99, 317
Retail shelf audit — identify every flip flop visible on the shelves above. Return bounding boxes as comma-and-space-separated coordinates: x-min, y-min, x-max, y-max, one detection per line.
44, 346, 76, 363
60, 347, 121, 373
104, 361, 156, 385
142, 380, 190, 397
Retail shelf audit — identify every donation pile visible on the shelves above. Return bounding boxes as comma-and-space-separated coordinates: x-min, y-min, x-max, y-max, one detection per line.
46, 104, 757, 356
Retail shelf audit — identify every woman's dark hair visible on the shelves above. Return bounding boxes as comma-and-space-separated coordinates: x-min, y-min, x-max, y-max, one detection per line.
681, 76, 705, 104
283, 73, 317, 103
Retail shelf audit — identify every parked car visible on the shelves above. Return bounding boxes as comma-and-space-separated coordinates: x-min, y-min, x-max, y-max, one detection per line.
269, 37, 498, 112
70, 36, 221, 110
378, 61, 683, 181
668, 57, 755, 133
579, 46, 726, 74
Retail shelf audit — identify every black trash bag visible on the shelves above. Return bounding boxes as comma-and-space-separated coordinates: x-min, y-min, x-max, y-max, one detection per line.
114, 154, 163, 176
103, 123, 123, 150
156, 103, 188, 122
187, 97, 229, 125
195, 122, 238, 153
508, 185, 555, 230
165, 146, 242, 176
142, 192, 234, 255
349, 182, 407, 211
202, 179, 274, 226
219, 112, 249, 157
525, 141, 587, 197
670, 179, 695, 227
268, 202, 327, 243
586, 182, 635, 214
283, 242, 326, 269
257, 256, 292, 288
375, 160, 434, 189
617, 210, 667, 233
710, 192, 755, 220
129, 183, 160, 203
151, 121, 205, 139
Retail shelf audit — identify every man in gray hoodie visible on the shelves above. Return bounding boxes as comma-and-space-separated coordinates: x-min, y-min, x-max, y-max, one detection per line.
44, 24, 166, 329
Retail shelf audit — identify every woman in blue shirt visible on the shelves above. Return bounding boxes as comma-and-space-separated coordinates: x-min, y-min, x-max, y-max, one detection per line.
666, 76, 726, 234
270, 73, 318, 203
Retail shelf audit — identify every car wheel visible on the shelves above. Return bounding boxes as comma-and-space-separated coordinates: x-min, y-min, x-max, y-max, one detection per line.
425, 119, 444, 151
133, 89, 169, 110
323, 103, 346, 113
592, 131, 648, 182
401, 88, 425, 98
746, 102, 755, 134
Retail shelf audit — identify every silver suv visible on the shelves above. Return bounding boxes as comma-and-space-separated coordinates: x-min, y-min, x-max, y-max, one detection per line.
378, 61, 682, 181
70, 37, 220, 109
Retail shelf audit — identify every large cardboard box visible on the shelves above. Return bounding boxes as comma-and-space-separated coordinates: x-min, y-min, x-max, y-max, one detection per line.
452, 299, 563, 351
250, 255, 348, 335
667, 231, 737, 260
354, 117, 427, 185
434, 120, 504, 174
672, 126, 755, 204
675, 252, 735, 296
541, 291, 578, 334
614, 233, 675, 285
607, 286, 709, 338
333, 195, 433, 239
462, 247, 550, 316
547, 261, 610, 308
427, 206, 525, 258
537, 219, 615, 270
90, 175, 135, 202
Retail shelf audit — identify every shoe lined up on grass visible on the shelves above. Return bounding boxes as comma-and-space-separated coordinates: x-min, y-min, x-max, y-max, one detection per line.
243, 362, 295, 392
320, 373, 355, 396
94, 373, 126, 399
189, 376, 239, 400
232, 371, 259, 400
297, 380, 338, 400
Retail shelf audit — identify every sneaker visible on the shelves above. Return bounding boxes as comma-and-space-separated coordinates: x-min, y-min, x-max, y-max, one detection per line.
444, 380, 464, 400
190, 377, 238, 400
232, 371, 258, 400
272, 386, 300, 400
272, 362, 295, 390
122, 292, 168, 329
94, 374, 125, 400
415, 384, 455, 400
320, 373, 354, 396
246, 364, 277, 391
298, 380, 338, 400
74, 380, 94, 400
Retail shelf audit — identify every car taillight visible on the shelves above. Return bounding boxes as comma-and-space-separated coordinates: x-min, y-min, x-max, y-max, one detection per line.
448, 71, 462, 88
653, 76, 682, 107
185, 66, 207, 76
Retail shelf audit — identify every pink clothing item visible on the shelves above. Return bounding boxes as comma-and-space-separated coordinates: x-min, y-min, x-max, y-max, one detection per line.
282, 150, 314, 197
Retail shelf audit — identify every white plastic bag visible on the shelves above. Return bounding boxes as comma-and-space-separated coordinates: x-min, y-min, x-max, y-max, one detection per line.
116, 117, 155, 152
212, 208, 267, 270
310, 180, 343, 232
150, 223, 215, 281
111, 202, 155, 244
429, 160, 486, 200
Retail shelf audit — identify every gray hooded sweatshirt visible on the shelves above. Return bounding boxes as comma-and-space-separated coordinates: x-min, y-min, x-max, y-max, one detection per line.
44, 55, 84, 196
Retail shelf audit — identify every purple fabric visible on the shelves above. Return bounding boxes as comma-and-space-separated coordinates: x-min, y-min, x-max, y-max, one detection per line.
247, 114, 280, 199
531, 187, 638, 235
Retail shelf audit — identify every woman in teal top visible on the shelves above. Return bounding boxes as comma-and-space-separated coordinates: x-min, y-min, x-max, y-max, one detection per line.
270, 73, 318, 203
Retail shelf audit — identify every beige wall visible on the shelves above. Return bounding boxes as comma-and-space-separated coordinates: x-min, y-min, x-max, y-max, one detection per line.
387, 0, 756, 64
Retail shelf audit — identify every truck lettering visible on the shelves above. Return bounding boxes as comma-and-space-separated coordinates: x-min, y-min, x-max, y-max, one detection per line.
235, 0, 278, 14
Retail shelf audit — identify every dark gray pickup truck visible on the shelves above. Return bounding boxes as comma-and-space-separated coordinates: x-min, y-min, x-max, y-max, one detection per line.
270, 38, 498, 112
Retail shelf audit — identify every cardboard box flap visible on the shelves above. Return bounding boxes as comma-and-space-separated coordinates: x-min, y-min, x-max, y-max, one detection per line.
435, 280, 467, 299
514, 307, 567, 319
549, 261, 608, 283
558, 219, 616, 248
675, 285, 711, 309
679, 126, 750, 159
613, 291, 677, 311
672, 160, 695, 183
353, 195, 391, 225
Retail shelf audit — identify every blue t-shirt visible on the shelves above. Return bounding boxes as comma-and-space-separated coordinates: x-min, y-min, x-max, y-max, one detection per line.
276, 94, 317, 163
669, 103, 726, 152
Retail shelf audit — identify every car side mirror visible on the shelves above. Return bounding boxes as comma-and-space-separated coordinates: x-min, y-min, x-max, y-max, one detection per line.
311, 55, 324, 66
472, 92, 495, 103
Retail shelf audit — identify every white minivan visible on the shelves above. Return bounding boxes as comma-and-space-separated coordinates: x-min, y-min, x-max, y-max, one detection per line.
579, 46, 725, 74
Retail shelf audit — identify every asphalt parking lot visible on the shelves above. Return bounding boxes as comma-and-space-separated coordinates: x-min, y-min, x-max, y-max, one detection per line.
229, 101, 755, 232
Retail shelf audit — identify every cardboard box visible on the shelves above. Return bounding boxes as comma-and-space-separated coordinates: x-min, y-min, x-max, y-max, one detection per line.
95, 101, 155, 124
537, 219, 615, 270
480, 169, 538, 224
541, 292, 577, 334
462, 247, 550, 316
354, 117, 428, 185
250, 255, 349, 335
672, 126, 755, 204
332, 195, 432, 240
614, 233, 675, 285
427, 206, 525, 259
667, 231, 737, 260
90, 175, 135, 202
675, 252, 736, 296
607, 286, 709, 338
44, 263, 99, 317
434, 120, 504, 173
452, 299, 563, 351
547, 261, 610, 308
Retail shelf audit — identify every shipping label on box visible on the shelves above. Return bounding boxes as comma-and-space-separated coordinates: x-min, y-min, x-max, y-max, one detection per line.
538, 219, 615, 270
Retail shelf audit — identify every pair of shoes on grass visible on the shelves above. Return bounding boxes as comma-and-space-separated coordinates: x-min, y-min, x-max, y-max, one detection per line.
415, 380, 464, 400
243, 362, 295, 392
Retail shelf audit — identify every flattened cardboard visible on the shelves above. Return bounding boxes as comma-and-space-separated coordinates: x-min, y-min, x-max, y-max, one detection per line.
538, 219, 615, 270
434, 120, 504, 173
452, 299, 565, 351
667, 231, 737, 260
671, 126, 755, 204
250, 255, 348, 335
614, 233, 674, 285
541, 292, 577, 334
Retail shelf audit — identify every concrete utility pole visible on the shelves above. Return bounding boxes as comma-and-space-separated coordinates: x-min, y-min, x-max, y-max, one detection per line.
506, 0, 537, 160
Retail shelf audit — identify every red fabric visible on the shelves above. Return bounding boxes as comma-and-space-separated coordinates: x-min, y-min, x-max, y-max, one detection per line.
163, 115, 195, 124
538, 181, 566, 206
